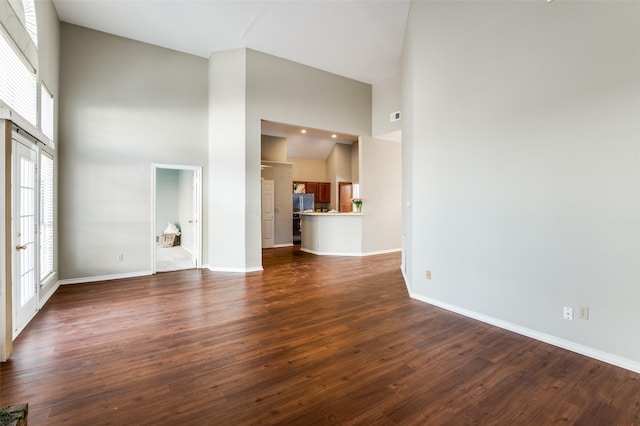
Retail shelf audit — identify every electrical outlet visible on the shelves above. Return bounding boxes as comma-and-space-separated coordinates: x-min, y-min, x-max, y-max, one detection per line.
577, 305, 589, 320
563, 306, 573, 321
118, 254, 124, 262
426, 270, 432, 280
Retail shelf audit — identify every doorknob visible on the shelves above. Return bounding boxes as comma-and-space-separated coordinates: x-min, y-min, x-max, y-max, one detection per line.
188, 220, 193, 224
16, 244, 27, 251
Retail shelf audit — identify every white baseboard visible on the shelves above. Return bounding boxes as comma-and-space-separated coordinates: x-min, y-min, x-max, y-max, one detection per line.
300, 248, 358, 256
39, 281, 60, 306
58, 271, 152, 285
272, 244, 294, 248
401, 266, 411, 294
409, 292, 640, 375
208, 266, 264, 273
301, 247, 401, 257
363, 248, 401, 256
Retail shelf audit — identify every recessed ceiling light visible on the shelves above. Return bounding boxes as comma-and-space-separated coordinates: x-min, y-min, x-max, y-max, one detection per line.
332, 134, 337, 138
301, 129, 307, 134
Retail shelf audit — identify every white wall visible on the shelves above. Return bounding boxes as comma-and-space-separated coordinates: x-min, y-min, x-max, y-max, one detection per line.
208, 48, 371, 270
261, 135, 287, 163
209, 49, 248, 271
372, 72, 401, 139
290, 157, 327, 182
59, 24, 208, 279
351, 141, 359, 184
325, 150, 336, 210
403, 1, 640, 368
36, 0, 60, 131
245, 49, 371, 269
360, 137, 401, 254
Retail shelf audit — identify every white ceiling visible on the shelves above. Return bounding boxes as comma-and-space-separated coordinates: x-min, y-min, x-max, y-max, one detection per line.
262, 120, 357, 159
52, 0, 411, 84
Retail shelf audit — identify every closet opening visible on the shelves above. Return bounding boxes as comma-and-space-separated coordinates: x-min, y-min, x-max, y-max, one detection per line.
151, 164, 202, 273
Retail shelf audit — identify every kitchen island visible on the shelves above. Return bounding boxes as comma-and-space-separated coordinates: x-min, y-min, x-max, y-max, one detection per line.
299, 212, 363, 256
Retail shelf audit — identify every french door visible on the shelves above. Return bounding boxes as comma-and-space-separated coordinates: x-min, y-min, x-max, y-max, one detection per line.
13, 138, 38, 337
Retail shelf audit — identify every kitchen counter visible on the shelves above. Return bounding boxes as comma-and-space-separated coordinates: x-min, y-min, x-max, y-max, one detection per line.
299, 211, 362, 216
300, 212, 363, 256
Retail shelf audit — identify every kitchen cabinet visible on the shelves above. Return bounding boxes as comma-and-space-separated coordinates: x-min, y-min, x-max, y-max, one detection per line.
305, 182, 318, 197
293, 181, 331, 203
317, 182, 331, 203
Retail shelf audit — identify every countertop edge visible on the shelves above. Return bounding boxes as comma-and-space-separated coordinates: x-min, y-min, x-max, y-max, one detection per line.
298, 212, 363, 216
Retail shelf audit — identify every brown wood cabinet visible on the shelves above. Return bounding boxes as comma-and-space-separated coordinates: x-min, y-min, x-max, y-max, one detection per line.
317, 182, 331, 203
292, 181, 331, 203
305, 182, 318, 197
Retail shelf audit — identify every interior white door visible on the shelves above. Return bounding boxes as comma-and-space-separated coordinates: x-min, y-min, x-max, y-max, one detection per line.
261, 180, 275, 248
181, 171, 199, 266
13, 139, 38, 338
191, 172, 199, 266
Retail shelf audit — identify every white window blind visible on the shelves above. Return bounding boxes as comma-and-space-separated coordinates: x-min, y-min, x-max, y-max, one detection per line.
40, 152, 54, 281
0, 31, 37, 125
22, 0, 38, 47
41, 84, 53, 140
8, 0, 38, 47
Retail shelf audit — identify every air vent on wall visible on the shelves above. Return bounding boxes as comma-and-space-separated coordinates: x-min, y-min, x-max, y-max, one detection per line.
390, 111, 401, 122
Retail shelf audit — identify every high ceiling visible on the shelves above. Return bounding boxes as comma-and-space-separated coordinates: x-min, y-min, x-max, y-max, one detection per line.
262, 120, 357, 159
52, 0, 411, 85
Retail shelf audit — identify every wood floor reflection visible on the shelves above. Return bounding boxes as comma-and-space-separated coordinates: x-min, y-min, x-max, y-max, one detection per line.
1, 247, 639, 424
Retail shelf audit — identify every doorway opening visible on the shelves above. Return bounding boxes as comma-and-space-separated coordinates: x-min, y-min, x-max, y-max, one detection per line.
260, 120, 360, 256
151, 164, 202, 273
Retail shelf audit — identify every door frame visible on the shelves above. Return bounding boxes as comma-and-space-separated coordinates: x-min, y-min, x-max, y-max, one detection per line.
151, 164, 203, 274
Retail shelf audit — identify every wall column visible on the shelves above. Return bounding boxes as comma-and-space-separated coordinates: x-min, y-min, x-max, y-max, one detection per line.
209, 49, 262, 272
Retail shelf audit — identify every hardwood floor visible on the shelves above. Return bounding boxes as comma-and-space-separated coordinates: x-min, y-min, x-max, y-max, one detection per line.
2, 247, 640, 425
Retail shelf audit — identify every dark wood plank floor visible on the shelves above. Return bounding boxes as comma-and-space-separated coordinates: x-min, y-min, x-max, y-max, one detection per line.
2, 247, 640, 425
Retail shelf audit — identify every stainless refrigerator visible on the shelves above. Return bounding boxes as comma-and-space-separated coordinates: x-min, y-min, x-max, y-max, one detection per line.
293, 193, 314, 212
293, 194, 314, 244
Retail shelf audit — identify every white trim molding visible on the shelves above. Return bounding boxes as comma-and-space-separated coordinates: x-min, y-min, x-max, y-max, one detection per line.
39, 281, 59, 306
409, 292, 640, 375
208, 266, 264, 273
58, 271, 152, 285
300, 248, 401, 257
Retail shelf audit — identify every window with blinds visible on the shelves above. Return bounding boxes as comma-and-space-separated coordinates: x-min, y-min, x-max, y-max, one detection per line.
41, 84, 53, 140
40, 152, 54, 281
8, 0, 38, 47
0, 30, 37, 125
21, 0, 38, 47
